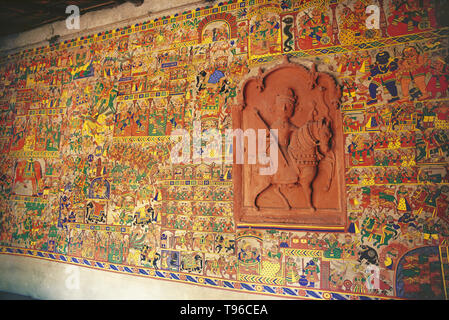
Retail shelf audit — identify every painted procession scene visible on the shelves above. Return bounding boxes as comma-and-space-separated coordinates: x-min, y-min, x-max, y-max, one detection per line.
0, 0, 449, 300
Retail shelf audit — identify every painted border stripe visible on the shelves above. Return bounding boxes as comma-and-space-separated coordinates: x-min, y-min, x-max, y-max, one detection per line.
282, 287, 297, 296
263, 286, 276, 294
205, 278, 217, 286
241, 283, 255, 291
331, 292, 347, 300
186, 275, 197, 283
306, 290, 321, 299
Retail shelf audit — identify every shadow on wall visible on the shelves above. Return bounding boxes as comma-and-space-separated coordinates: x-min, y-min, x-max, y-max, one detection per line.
0, 291, 37, 300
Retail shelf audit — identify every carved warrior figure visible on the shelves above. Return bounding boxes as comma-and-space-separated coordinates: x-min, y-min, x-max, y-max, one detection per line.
233, 57, 345, 226
251, 88, 334, 212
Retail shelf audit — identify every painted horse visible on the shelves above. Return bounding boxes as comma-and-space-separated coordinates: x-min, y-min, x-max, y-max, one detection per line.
204, 256, 226, 277
360, 216, 399, 248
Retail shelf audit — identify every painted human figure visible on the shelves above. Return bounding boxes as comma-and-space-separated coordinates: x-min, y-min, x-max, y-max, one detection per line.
55, 229, 68, 254
285, 257, 300, 284
329, 269, 345, 291
95, 232, 109, 261
426, 57, 449, 99
397, 185, 412, 213
10, 117, 28, 152
422, 217, 440, 245
367, 51, 400, 105
324, 234, 342, 259
387, 0, 436, 36
14, 159, 43, 196
303, 259, 320, 287
338, 53, 364, 76
342, 234, 358, 259
297, 7, 331, 49
263, 245, 282, 277
397, 46, 430, 102
45, 116, 61, 151
341, 79, 358, 103
237, 240, 260, 274
352, 271, 367, 293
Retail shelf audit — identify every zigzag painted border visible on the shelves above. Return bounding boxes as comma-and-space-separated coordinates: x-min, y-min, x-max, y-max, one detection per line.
239, 273, 284, 285
0, 245, 397, 300
283, 248, 322, 258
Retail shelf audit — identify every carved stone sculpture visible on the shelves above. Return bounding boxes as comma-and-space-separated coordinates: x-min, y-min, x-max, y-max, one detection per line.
232, 57, 345, 228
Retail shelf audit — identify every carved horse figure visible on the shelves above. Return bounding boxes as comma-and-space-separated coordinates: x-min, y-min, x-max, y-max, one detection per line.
253, 118, 334, 212
289, 118, 334, 211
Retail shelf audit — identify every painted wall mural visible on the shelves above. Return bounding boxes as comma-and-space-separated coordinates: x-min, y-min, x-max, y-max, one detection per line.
0, 0, 448, 300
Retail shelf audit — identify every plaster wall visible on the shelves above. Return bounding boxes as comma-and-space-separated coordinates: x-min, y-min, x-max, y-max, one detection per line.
0, 0, 203, 55
0, 254, 277, 299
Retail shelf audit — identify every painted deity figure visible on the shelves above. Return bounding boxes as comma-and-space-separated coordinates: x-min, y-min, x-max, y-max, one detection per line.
250, 13, 281, 56
339, 1, 379, 44
367, 51, 400, 105
297, 7, 331, 49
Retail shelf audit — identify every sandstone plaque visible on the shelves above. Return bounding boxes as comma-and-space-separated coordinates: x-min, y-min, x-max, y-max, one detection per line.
232, 57, 346, 228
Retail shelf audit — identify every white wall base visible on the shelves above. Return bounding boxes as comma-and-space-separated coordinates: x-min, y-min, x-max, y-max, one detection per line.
0, 254, 282, 300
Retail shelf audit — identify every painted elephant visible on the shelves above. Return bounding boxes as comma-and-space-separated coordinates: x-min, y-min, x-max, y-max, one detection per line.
358, 245, 379, 266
